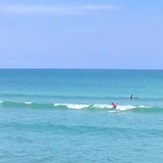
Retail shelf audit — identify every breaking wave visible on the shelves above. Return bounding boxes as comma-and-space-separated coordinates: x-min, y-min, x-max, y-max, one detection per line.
0, 100, 161, 113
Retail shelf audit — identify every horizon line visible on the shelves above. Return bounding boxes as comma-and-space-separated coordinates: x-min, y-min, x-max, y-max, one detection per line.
0, 68, 162, 71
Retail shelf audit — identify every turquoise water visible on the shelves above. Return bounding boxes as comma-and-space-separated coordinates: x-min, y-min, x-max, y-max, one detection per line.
0, 69, 163, 163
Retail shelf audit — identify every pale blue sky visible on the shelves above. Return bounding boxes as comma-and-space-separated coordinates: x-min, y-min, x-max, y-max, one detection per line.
0, 0, 163, 69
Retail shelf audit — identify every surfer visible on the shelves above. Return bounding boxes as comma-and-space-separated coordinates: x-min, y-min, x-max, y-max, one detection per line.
112, 102, 117, 109
130, 94, 138, 99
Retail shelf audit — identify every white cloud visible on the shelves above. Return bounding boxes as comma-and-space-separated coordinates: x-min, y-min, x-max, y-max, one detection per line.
0, 4, 124, 15
83, 5, 123, 10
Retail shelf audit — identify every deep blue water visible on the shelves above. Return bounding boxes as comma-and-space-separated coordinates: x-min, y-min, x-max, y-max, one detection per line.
0, 69, 163, 163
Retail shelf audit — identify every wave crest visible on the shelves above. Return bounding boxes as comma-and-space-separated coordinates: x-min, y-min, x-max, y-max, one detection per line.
0, 101, 161, 113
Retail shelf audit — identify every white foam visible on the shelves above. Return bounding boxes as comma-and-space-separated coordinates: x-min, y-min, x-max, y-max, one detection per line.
116, 105, 136, 111
54, 103, 89, 109
0, 100, 3, 104
107, 105, 136, 113
139, 105, 151, 108
25, 102, 32, 105
53, 103, 150, 111
93, 104, 137, 111
93, 104, 112, 109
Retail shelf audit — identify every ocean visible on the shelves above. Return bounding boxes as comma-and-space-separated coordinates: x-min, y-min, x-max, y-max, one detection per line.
0, 69, 163, 163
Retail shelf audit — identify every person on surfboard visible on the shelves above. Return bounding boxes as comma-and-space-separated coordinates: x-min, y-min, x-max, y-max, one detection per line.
112, 102, 117, 109
130, 94, 138, 99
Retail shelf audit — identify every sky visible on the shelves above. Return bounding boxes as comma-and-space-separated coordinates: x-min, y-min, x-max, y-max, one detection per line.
0, 0, 163, 69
